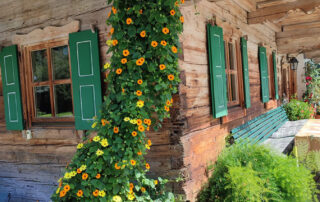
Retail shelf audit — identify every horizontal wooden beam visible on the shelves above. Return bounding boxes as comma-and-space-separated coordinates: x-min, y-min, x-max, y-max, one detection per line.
282, 20, 320, 31
276, 27, 320, 39
231, 0, 256, 12
248, 0, 320, 24
304, 49, 320, 59
277, 34, 320, 53
257, 0, 298, 9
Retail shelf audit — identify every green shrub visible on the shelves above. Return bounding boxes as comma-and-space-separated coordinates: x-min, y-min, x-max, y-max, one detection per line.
283, 99, 314, 121
197, 144, 318, 202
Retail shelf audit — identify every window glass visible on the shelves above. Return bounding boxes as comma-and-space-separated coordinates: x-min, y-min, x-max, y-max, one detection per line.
54, 84, 73, 117
31, 50, 48, 82
230, 74, 238, 101
34, 86, 52, 117
52, 46, 70, 80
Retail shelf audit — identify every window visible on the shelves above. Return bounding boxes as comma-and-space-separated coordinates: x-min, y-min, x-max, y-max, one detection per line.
225, 41, 240, 107
26, 40, 74, 124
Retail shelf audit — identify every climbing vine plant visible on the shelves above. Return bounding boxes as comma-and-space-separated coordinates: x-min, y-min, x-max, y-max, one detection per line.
51, 0, 184, 201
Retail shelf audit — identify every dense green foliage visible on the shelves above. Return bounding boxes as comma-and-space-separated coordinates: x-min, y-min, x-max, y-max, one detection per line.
303, 61, 320, 110
283, 99, 314, 121
197, 144, 318, 202
51, 0, 184, 201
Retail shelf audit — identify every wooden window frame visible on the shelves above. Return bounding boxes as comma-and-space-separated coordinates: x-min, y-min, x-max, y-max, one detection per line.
24, 39, 75, 127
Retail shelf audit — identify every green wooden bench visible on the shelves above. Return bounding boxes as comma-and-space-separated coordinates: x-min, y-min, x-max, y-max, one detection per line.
230, 106, 289, 144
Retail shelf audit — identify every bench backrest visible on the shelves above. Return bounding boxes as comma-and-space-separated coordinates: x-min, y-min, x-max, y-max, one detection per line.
231, 106, 288, 144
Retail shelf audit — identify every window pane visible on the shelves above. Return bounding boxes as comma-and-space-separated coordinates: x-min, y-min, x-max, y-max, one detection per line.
52, 46, 70, 80
31, 50, 48, 82
54, 84, 73, 117
230, 74, 238, 101
229, 43, 237, 70
34, 86, 52, 118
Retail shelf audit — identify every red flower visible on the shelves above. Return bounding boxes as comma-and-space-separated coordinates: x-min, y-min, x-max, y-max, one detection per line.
306, 76, 312, 81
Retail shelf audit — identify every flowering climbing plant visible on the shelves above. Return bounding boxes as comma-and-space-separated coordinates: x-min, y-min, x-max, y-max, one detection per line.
51, 0, 184, 201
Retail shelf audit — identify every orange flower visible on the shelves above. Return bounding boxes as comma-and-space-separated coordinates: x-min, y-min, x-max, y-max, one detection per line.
114, 127, 119, 133
59, 180, 63, 187
130, 159, 136, 166
77, 168, 82, 174
101, 119, 108, 126
136, 90, 142, 96
112, 7, 117, 14
137, 79, 143, 85
138, 125, 145, 132
166, 100, 171, 106
144, 119, 148, 124
159, 64, 166, 70
137, 151, 142, 155
170, 10, 176, 16
136, 58, 145, 66
147, 139, 152, 146
82, 173, 88, 180
60, 190, 66, 197
151, 41, 158, 48
123, 49, 130, 57
180, 16, 184, 23
172, 46, 178, 53
146, 163, 150, 170
96, 173, 101, 179
168, 74, 175, 81
175, 1, 179, 6
77, 190, 83, 197
112, 39, 118, 46
122, 88, 125, 93
170, 98, 173, 103
115, 163, 121, 170
161, 40, 167, 46
147, 126, 150, 131
116, 68, 122, 75
132, 131, 137, 137
162, 27, 170, 34
181, 0, 185, 3
164, 106, 170, 112
121, 58, 127, 64
108, 11, 111, 18
110, 27, 114, 34
137, 119, 142, 125
130, 183, 134, 189
93, 189, 99, 197
140, 30, 146, 38
126, 18, 132, 25
139, 9, 143, 14
64, 184, 70, 192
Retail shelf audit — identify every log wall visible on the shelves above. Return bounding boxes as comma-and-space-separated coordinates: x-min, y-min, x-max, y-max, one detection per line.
0, 0, 182, 200
179, 1, 282, 200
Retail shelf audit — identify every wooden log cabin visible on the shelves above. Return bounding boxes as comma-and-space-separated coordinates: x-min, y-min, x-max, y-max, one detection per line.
1, 0, 320, 201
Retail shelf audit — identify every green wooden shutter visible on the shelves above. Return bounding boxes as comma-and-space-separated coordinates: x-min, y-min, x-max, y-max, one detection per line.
207, 24, 228, 118
272, 51, 279, 100
258, 46, 270, 103
240, 37, 251, 108
69, 30, 102, 130
0, 45, 24, 130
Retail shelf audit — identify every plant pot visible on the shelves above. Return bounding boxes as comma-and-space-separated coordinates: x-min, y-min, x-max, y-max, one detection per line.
315, 114, 320, 119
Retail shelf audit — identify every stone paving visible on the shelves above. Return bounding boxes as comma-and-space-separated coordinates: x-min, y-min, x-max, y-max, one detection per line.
262, 120, 308, 154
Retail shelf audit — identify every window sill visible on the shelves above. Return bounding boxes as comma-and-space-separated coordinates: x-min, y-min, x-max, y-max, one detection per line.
30, 122, 75, 130
221, 106, 246, 124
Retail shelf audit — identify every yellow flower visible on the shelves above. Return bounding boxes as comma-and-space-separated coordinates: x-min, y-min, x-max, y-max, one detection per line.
104, 62, 111, 69
147, 139, 152, 146
80, 165, 86, 171
96, 149, 104, 156
145, 144, 150, 150
100, 139, 109, 147
77, 143, 84, 149
56, 187, 60, 194
127, 193, 135, 200
106, 40, 113, 46
137, 100, 144, 108
154, 180, 158, 185
91, 122, 97, 128
130, 159, 136, 166
124, 117, 130, 122
130, 119, 137, 124
98, 190, 106, 197
64, 172, 71, 179
93, 136, 101, 142
70, 171, 77, 177
113, 195, 122, 202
